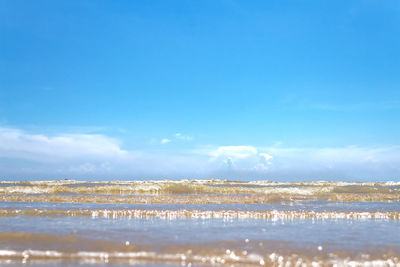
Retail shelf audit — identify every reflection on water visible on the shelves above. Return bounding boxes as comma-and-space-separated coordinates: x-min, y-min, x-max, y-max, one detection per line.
0, 180, 400, 266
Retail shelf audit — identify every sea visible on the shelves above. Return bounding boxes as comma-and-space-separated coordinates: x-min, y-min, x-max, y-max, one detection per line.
0, 179, 399, 266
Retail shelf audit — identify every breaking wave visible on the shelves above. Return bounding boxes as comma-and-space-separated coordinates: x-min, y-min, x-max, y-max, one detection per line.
1, 180, 400, 203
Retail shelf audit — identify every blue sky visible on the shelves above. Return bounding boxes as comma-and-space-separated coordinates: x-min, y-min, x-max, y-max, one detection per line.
1, 0, 400, 180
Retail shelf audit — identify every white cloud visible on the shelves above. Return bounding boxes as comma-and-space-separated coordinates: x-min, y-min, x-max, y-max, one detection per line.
0, 127, 137, 178
209, 146, 258, 159
161, 138, 171, 144
259, 153, 273, 161
253, 145, 400, 179
200, 144, 400, 180
175, 133, 193, 141
263, 146, 399, 167
0, 126, 399, 180
158, 133, 193, 145
208, 145, 273, 171
0, 127, 127, 162
0, 127, 205, 179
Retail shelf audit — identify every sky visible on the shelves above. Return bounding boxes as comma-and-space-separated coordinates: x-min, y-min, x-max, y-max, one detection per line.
0, 0, 400, 181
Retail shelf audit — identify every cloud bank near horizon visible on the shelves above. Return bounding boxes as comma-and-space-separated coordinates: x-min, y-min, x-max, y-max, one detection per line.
0, 127, 399, 181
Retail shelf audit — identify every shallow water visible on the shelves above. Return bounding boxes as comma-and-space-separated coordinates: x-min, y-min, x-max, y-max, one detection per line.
0, 180, 400, 266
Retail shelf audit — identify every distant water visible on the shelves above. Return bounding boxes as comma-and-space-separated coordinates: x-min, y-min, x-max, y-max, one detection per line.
0, 180, 400, 266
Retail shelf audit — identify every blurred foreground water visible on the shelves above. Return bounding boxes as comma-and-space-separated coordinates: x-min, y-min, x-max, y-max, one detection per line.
0, 180, 399, 266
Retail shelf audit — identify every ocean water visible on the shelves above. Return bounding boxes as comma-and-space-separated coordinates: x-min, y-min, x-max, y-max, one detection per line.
0, 180, 399, 266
